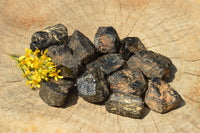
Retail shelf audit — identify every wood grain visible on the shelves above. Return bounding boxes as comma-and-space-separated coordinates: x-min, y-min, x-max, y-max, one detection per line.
0, 0, 200, 132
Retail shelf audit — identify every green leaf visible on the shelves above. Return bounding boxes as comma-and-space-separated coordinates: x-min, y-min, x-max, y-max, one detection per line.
7, 54, 20, 61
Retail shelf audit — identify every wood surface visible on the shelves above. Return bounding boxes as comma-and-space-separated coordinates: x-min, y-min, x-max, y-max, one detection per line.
0, 0, 200, 132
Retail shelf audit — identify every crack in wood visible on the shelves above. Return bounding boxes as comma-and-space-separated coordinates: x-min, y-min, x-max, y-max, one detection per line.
170, 58, 200, 62
126, 3, 149, 36
183, 95, 200, 103
183, 72, 200, 77
47, 0, 75, 29
151, 114, 159, 133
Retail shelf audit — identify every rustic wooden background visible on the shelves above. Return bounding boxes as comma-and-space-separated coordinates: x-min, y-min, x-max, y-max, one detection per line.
0, 0, 200, 132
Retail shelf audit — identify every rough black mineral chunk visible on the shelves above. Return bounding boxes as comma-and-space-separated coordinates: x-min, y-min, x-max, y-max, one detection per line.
145, 77, 182, 113
47, 45, 80, 79
77, 68, 109, 103
105, 92, 145, 119
119, 37, 146, 60
30, 24, 68, 51
39, 80, 74, 107
108, 69, 147, 96
86, 54, 124, 75
69, 30, 95, 64
49, 78, 74, 89
127, 50, 172, 79
94, 26, 120, 54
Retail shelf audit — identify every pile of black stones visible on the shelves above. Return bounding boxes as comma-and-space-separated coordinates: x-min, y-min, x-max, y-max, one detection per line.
30, 24, 183, 119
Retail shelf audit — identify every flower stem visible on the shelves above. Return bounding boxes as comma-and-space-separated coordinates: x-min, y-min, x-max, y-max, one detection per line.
7, 54, 20, 61
8, 54, 31, 81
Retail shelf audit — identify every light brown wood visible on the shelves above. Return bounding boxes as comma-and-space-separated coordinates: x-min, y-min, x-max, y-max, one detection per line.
0, 0, 200, 132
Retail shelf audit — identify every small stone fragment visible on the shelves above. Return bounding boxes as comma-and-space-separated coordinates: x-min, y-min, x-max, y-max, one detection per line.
77, 68, 109, 103
119, 37, 146, 60
108, 69, 147, 96
39, 80, 74, 107
86, 54, 124, 75
94, 26, 120, 54
145, 77, 182, 113
30, 24, 68, 51
47, 45, 80, 79
69, 30, 95, 64
105, 92, 145, 119
127, 50, 172, 79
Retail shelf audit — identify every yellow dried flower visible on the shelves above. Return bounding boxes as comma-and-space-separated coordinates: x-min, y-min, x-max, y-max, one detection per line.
33, 48, 40, 57
49, 69, 63, 81
13, 48, 63, 89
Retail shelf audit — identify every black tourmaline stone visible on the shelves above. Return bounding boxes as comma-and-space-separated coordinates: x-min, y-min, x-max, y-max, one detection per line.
108, 69, 147, 96
145, 77, 182, 113
30, 24, 68, 51
69, 30, 95, 64
127, 50, 172, 79
86, 54, 124, 75
39, 80, 74, 107
105, 92, 145, 119
77, 68, 109, 103
94, 26, 120, 54
119, 37, 146, 60
49, 78, 74, 88
47, 45, 80, 79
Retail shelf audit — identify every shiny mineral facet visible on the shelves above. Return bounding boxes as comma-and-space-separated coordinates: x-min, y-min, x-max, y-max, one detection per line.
145, 77, 182, 113
69, 30, 95, 64
127, 50, 172, 79
105, 92, 145, 119
86, 54, 124, 75
94, 26, 120, 54
30, 24, 68, 51
77, 68, 109, 103
119, 37, 146, 60
108, 69, 147, 96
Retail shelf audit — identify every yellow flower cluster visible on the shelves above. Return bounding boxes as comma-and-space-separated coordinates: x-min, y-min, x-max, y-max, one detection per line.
18, 48, 63, 88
